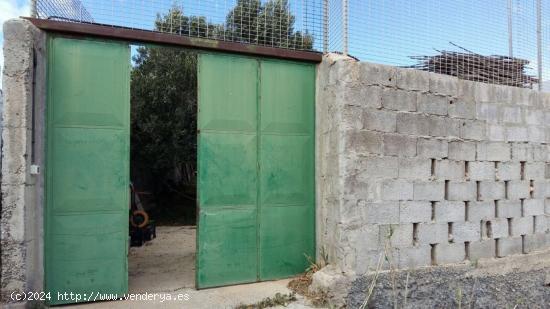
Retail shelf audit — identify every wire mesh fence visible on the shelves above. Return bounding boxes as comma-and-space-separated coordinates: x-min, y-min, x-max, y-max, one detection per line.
33, 0, 549, 90
35, 0, 324, 51
332, 0, 549, 90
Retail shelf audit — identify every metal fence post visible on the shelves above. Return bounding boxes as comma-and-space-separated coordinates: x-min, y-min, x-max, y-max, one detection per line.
30, 0, 37, 18
507, 0, 513, 57
342, 0, 348, 56
537, 0, 542, 91
323, 0, 329, 53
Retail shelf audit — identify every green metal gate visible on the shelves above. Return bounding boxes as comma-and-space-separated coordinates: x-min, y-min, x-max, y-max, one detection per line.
45, 37, 130, 305
197, 53, 315, 288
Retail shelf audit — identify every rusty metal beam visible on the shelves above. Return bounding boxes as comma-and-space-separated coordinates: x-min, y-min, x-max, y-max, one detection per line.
25, 18, 322, 63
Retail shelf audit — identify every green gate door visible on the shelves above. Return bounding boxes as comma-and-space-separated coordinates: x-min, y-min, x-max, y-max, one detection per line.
45, 37, 130, 305
197, 53, 315, 288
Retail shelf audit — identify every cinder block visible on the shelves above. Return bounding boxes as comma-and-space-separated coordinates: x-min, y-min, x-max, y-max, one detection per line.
400, 201, 431, 223
342, 105, 364, 130
427, 116, 448, 137
534, 215, 549, 234
354, 249, 392, 274
362, 156, 399, 179
363, 202, 400, 224
524, 233, 547, 253
434, 160, 466, 181
496, 236, 523, 257
468, 201, 495, 221
397, 113, 430, 136
429, 72, 458, 97
457, 80, 476, 102
399, 157, 432, 180
525, 107, 544, 125
448, 141, 476, 161
507, 180, 530, 200
413, 181, 445, 201
398, 245, 431, 269
363, 108, 397, 133
487, 124, 505, 141
448, 98, 475, 119
434, 242, 465, 264
348, 224, 381, 251
532, 181, 548, 199
468, 162, 495, 181
435, 201, 465, 222
506, 126, 528, 142
396, 68, 430, 91
343, 85, 383, 109
510, 216, 534, 236
494, 85, 513, 104
360, 62, 397, 87
511, 143, 533, 161
417, 138, 448, 159
417, 222, 448, 244
502, 106, 523, 124
496, 200, 521, 218
496, 162, 521, 181
381, 179, 414, 201
383, 134, 417, 157
453, 221, 481, 242
478, 181, 505, 201
417, 93, 448, 115
382, 88, 417, 112
525, 162, 546, 180
446, 118, 461, 138
345, 130, 383, 154
379, 224, 414, 248
476, 102, 500, 123
469, 239, 496, 260
487, 218, 509, 239
534, 145, 550, 161
528, 126, 546, 143
524, 199, 545, 216
447, 181, 477, 201
460, 120, 486, 141
476, 142, 511, 162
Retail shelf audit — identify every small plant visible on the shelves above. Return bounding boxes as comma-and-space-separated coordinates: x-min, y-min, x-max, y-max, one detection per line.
287, 252, 329, 307
455, 287, 463, 309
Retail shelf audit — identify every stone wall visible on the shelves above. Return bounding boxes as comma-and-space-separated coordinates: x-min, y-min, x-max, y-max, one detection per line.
1, 19, 46, 305
316, 53, 550, 278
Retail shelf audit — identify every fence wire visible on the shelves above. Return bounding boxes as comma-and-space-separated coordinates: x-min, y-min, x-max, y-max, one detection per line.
331, 0, 549, 90
34, 0, 549, 90
36, 0, 323, 51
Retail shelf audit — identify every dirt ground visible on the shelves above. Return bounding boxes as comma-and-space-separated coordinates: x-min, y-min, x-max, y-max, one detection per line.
63, 225, 310, 308
129, 225, 196, 292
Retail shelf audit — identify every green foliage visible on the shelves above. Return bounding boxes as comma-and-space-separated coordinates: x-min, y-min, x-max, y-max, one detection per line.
131, 3, 314, 199
130, 44, 197, 193
226, 0, 313, 49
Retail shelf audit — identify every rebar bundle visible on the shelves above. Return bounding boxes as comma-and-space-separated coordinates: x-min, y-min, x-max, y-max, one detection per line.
410, 48, 538, 88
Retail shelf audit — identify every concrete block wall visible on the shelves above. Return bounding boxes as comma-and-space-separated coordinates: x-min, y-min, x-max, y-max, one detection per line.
316, 53, 550, 276
1, 19, 46, 304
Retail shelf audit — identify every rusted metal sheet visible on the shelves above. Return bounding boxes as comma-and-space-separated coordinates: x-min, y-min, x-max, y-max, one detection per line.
25, 18, 322, 63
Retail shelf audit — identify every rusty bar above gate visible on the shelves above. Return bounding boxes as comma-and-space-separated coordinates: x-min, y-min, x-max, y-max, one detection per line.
25, 18, 323, 63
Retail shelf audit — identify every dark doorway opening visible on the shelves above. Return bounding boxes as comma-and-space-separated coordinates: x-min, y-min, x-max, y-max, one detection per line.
128, 42, 198, 292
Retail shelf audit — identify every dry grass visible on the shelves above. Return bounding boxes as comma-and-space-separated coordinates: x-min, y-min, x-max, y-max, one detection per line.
287, 254, 329, 307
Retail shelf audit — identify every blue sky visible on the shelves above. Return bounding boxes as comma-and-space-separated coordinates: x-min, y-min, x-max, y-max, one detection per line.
1, 0, 549, 89
0, 0, 30, 88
